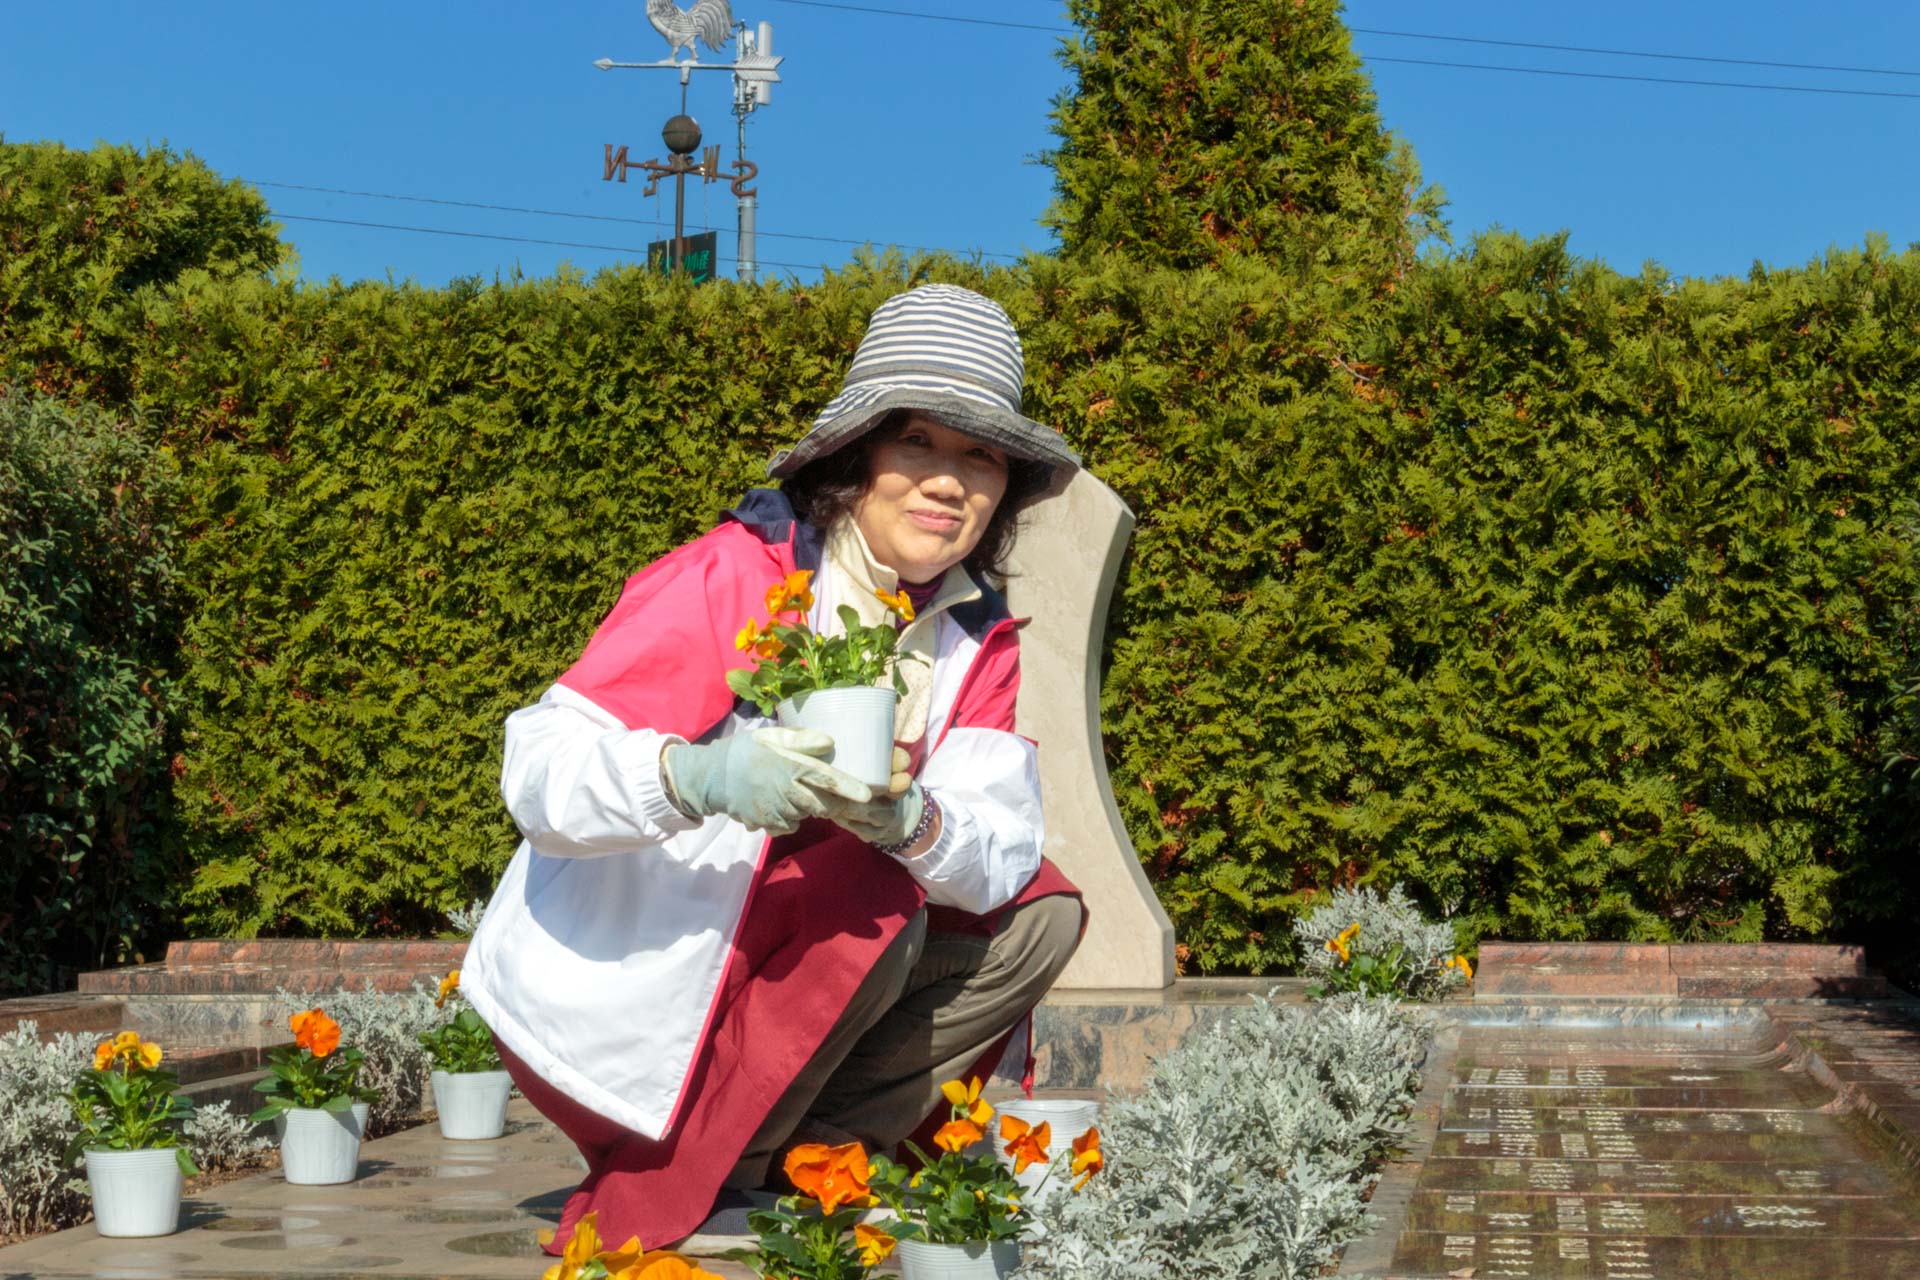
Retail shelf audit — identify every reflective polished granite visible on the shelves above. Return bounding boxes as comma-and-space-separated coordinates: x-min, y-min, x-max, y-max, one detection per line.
1340, 1005, 1920, 1279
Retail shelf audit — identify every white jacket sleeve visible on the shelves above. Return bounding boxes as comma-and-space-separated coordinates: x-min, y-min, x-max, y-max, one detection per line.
894, 725, 1045, 914
499, 683, 703, 860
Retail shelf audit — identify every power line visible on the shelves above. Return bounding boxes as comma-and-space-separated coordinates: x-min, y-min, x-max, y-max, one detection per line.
763, 0, 1920, 89
1351, 26, 1920, 80
270, 212, 923, 274
253, 179, 1022, 260
1365, 55, 1920, 101
763, 0, 1069, 33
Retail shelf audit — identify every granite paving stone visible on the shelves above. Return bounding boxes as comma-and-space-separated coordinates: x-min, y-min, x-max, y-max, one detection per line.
1412, 1154, 1910, 1198
1389, 1227, 1920, 1278
1343, 991, 1920, 1279
1436, 1100, 1842, 1136
0, 1100, 760, 1280
1400, 1190, 1920, 1239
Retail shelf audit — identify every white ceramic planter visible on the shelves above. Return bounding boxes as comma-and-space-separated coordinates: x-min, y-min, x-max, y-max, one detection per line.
84, 1147, 183, 1238
776, 686, 898, 789
995, 1097, 1099, 1206
896, 1238, 1021, 1280
279, 1101, 369, 1185
431, 1069, 512, 1140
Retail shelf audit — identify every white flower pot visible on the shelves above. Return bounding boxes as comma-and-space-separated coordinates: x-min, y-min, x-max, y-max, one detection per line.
431, 1069, 512, 1140
776, 686, 898, 789
84, 1147, 183, 1237
279, 1102, 369, 1185
896, 1238, 1021, 1280
995, 1097, 1099, 1207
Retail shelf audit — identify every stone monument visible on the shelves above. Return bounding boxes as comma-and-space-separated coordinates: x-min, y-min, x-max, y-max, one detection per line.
1004, 466, 1175, 990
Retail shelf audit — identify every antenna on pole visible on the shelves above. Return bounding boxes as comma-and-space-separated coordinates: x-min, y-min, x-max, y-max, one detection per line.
731, 20, 775, 283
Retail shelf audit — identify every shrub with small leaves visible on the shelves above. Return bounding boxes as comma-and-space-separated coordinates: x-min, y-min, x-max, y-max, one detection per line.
1295, 885, 1468, 1002
0, 1024, 91, 1237
1020, 993, 1429, 1280
181, 1101, 272, 1174
444, 899, 488, 940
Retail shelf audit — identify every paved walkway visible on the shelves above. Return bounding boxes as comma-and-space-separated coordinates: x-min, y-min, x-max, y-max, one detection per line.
0, 1100, 760, 1280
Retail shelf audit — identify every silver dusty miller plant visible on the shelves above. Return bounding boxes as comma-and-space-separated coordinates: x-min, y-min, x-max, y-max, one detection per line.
445, 897, 488, 939
1019, 994, 1430, 1280
275, 982, 450, 1134
183, 1101, 273, 1173
1294, 883, 1468, 1001
0, 1025, 91, 1236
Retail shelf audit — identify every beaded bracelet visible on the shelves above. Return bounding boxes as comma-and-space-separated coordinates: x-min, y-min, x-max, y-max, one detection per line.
876, 787, 939, 858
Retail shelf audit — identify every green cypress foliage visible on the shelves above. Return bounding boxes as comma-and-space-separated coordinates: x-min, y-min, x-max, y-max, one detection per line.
0, 389, 182, 993
0, 138, 281, 404
4, 136, 1920, 971
1045, 0, 1444, 279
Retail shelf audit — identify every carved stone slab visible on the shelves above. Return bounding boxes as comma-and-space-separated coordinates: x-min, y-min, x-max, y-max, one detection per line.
1003, 467, 1174, 989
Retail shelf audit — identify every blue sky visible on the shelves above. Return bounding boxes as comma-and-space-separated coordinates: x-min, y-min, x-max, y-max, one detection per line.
4, 2, 1916, 287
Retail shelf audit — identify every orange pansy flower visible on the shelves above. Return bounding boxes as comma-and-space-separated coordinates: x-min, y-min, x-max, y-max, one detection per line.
765, 570, 815, 617
753, 632, 785, 661
289, 1008, 341, 1058
1071, 1126, 1103, 1189
999, 1115, 1052, 1175
932, 1118, 985, 1154
735, 617, 763, 653
874, 587, 915, 621
93, 1040, 116, 1071
782, 1140, 871, 1214
608, 1253, 723, 1280
437, 970, 460, 1008
134, 1040, 162, 1069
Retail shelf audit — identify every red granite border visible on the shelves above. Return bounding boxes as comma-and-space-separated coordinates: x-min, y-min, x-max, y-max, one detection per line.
1478, 942, 1881, 999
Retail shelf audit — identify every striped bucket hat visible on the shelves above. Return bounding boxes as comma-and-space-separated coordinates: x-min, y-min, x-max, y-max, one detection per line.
766, 284, 1081, 478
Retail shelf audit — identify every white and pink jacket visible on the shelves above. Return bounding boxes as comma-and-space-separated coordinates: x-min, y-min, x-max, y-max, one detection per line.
463, 489, 1070, 1143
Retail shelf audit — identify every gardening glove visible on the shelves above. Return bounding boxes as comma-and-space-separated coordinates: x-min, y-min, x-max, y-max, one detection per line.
663, 728, 873, 835
811, 747, 930, 850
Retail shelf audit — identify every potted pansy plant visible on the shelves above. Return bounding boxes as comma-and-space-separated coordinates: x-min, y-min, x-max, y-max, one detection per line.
65, 1031, 199, 1237
726, 1141, 908, 1280
420, 970, 514, 1140
251, 1007, 380, 1184
725, 569, 920, 789
867, 1077, 1103, 1280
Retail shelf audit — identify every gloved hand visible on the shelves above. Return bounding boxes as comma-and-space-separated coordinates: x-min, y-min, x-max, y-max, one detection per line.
663, 728, 873, 835
810, 747, 931, 850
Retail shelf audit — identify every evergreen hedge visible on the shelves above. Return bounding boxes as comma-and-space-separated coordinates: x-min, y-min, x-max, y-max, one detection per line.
4, 134, 1918, 973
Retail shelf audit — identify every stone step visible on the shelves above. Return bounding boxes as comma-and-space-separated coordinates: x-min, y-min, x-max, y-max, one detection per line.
1476, 942, 1889, 1000
80, 961, 452, 996
163, 938, 468, 969
0, 993, 125, 1039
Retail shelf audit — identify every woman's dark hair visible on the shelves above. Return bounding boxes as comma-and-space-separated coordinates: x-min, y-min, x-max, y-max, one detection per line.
780, 410, 1051, 584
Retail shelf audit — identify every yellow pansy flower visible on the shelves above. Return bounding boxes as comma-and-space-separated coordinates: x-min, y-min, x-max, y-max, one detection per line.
854, 1223, 897, 1266
940, 1076, 992, 1126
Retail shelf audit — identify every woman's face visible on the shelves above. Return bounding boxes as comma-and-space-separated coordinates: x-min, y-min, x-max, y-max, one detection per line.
854, 413, 1010, 585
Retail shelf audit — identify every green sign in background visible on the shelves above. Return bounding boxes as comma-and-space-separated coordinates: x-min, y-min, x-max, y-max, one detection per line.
647, 230, 718, 284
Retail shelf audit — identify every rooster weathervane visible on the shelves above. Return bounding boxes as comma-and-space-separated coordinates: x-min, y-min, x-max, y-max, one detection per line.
647, 0, 733, 63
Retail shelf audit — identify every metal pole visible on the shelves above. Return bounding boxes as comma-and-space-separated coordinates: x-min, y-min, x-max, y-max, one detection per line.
673, 166, 686, 274
736, 82, 755, 283
738, 192, 757, 284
